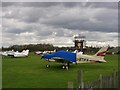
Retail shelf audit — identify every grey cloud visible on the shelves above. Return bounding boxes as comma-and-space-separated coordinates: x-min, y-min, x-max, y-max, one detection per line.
3, 2, 117, 9
89, 2, 118, 9
36, 30, 53, 36
3, 7, 43, 23
54, 30, 64, 37
2, 2, 15, 7
3, 27, 33, 34
3, 2, 118, 29
19, 10, 41, 23
2, 2, 59, 7
62, 2, 118, 10
8, 28, 27, 34
42, 16, 117, 33
21, 2, 60, 7
2, 2, 118, 47
41, 3, 117, 32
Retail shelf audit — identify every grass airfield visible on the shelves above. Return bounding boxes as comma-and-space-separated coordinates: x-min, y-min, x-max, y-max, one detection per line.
2, 52, 118, 88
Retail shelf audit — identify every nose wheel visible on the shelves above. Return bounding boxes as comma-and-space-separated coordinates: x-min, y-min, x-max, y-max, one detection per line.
62, 65, 65, 69
46, 64, 50, 68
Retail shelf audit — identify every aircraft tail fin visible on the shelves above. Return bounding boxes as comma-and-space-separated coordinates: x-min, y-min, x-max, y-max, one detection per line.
23, 50, 29, 56
94, 46, 108, 57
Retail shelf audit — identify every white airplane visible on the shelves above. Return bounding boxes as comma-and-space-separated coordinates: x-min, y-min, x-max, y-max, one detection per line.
7, 50, 15, 56
2, 51, 8, 56
2, 50, 14, 56
14, 50, 29, 57
42, 46, 108, 70
2, 49, 29, 57
35, 51, 43, 55
43, 50, 56, 54
35, 50, 56, 55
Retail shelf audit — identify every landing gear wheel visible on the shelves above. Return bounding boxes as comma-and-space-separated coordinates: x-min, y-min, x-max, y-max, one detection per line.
46, 64, 50, 68
62, 65, 65, 69
66, 66, 68, 70
61, 65, 69, 70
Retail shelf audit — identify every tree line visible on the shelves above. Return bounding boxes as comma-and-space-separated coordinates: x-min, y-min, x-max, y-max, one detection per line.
1, 44, 69, 52
1, 43, 117, 54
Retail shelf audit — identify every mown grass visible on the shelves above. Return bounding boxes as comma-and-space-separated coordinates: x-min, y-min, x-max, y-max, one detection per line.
2, 52, 118, 88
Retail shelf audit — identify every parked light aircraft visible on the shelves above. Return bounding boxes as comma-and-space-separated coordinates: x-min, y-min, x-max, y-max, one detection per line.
35, 51, 43, 55
14, 50, 29, 57
2, 50, 14, 56
41, 46, 108, 70
35, 50, 56, 55
2, 51, 8, 56
2, 49, 29, 57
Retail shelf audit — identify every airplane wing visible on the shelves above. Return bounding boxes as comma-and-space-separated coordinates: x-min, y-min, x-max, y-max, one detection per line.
42, 50, 76, 69
42, 50, 76, 63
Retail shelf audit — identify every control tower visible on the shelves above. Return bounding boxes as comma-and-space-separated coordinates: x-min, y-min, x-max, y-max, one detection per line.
73, 34, 86, 51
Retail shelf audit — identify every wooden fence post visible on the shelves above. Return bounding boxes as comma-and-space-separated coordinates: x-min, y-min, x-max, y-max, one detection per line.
77, 70, 84, 89
109, 75, 111, 88
113, 71, 116, 88
106, 75, 109, 88
113, 71, 118, 88
99, 74, 103, 88
68, 81, 73, 90
106, 76, 109, 88
116, 71, 118, 88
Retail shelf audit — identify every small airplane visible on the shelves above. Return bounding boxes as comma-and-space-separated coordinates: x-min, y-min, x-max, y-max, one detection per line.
2, 49, 29, 57
41, 46, 108, 70
14, 50, 29, 57
35, 50, 56, 55
2, 51, 8, 56
35, 51, 43, 55
2, 50, 14, 56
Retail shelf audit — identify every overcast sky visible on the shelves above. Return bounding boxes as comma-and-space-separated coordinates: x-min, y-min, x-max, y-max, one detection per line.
1, 2, 119, 47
